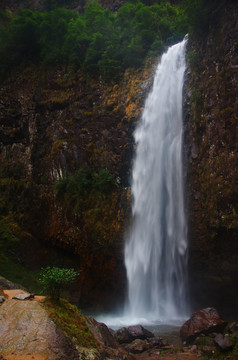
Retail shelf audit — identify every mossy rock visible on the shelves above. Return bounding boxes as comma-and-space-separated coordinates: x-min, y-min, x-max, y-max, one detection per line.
42, 298, 98, 349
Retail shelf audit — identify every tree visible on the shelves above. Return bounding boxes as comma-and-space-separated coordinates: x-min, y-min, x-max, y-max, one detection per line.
39, 267, 79, 300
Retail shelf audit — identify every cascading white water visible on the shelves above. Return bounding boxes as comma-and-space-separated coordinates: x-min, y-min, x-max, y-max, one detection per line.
124, 38, 189, 323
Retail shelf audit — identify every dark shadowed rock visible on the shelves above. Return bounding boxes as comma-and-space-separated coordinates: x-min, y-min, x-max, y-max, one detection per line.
128, 325, 154, 340
225, 322, 238, 335
214, 333, 233, 351
86, 318, 135, 360
180, 308, 227, 342
115, 327, 132, 344
86, 317, 119, 348
115, 325, 154, 344
0, 296, 5, 304
0, 276, 27, 291
148, 337, 168, 348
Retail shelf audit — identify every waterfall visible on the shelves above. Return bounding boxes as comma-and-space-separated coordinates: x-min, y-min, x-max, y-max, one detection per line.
124, 38, 189, 323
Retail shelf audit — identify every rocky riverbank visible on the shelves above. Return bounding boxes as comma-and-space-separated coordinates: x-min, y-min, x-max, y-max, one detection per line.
0, 279, 238, 360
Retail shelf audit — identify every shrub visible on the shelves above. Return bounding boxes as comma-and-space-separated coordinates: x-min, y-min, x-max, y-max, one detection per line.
0, 1, 189, 81
39, 266, 79, 300
181, 0, 227, 38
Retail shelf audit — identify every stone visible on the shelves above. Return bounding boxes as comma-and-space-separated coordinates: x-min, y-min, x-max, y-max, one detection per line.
189, 345, 197, 352
124, 338, 149, 354
115, 325, 154, 344
86, 317, 119, 348
12, 292, 34, 301
86, 318, 134, 360
115, 327, 132, 344
214, 333, 233, 351
180, 307, 227, 343
127, 325, 154, 340
148, 337, 168, 348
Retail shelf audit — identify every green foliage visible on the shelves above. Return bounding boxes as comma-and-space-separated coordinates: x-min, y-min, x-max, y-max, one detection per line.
200, 333, 238, 359
94, 169, 115, 193
181, 0, 227, 38
0, 253, 41, 293
54, 167, 126, 250
0, 1, 188, 80
39, 266, 79, 300
55, 167, 115, 203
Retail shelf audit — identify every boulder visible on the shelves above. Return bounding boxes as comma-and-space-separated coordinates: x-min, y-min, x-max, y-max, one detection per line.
13, 292, 34, 301
115, 325, 154, 344
214, 333, 233, 351
180, 308, 227, 343
128, 325, 154, 340
115, 327, 132, 344
86, 317, 119, 348
86, 318, 134, 360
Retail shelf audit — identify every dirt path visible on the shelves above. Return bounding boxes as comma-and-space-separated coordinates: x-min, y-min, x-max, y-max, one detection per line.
3, 289, 45, 302
1, 355, 46, 360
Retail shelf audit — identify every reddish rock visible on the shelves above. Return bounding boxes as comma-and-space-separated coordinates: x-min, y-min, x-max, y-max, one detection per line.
180, 308, 227, 342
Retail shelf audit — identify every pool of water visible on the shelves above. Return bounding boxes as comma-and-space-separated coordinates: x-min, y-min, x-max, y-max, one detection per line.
92, 314, 184, 347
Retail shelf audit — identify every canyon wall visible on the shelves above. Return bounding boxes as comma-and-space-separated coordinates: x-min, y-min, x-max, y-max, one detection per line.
184, 1, 238, 318
0, 59, 155, 309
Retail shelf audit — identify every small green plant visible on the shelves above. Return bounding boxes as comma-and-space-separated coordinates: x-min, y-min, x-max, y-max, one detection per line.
39, 266, 79, 300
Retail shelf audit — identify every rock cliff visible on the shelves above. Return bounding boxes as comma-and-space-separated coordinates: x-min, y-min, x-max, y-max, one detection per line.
0, 57, 155, 309
184, 1, 238, 317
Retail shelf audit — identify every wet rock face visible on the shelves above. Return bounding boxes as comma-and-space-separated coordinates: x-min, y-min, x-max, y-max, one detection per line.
184, 1, 238, 316
180, 307, 227, 343
0, 61, 154, 310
